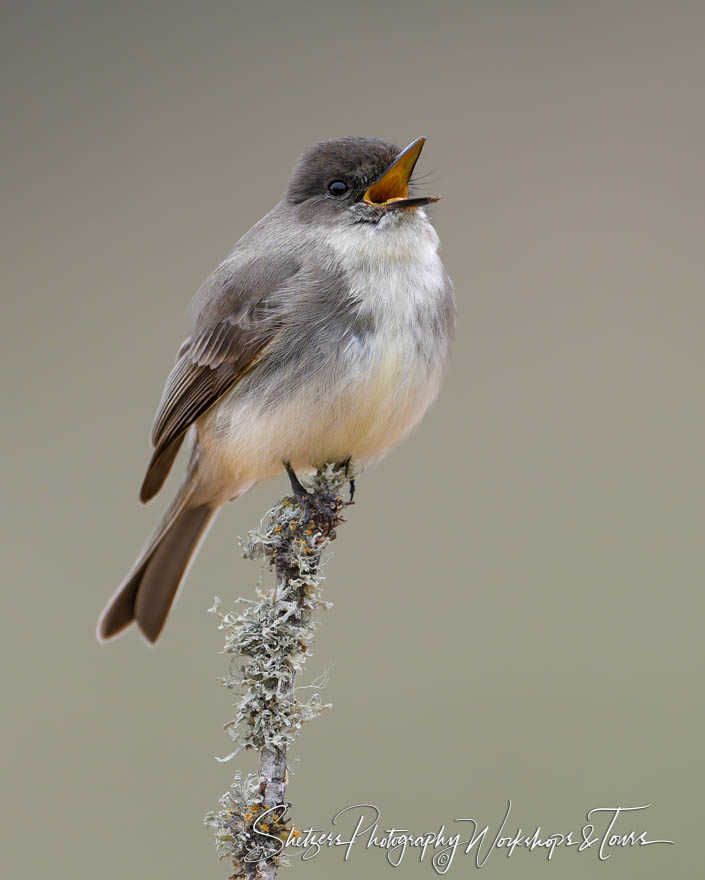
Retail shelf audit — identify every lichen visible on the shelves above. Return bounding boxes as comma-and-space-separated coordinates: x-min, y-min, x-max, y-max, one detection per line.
205, 464, 352, 878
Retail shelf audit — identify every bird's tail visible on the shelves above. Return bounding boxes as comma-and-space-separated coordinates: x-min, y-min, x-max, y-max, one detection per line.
97, 483, 218, 643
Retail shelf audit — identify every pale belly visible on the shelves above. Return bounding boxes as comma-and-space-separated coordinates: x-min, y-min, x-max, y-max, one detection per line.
195, 331, 442, 495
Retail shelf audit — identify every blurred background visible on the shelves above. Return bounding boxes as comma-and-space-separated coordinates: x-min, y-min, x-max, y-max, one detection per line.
2, 1, 703, 877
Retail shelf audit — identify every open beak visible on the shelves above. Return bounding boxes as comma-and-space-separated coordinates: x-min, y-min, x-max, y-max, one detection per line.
363, 137, 440, 209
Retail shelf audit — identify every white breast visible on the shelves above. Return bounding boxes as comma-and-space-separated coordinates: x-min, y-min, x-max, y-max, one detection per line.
324, 210, 445, 326
301, 214, 447, 456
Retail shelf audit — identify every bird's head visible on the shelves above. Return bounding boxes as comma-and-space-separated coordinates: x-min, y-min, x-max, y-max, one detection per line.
285, 136, 439, 226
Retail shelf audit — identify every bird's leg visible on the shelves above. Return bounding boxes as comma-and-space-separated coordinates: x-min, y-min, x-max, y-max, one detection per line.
284, 461, 308, 498
338, 457, 355, 504
283, 461, 337, 534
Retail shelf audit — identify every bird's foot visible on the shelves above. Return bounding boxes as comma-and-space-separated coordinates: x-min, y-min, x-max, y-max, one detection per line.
336, 457, 356, 504
304, 492, 339, 535
284, 462, 339, 535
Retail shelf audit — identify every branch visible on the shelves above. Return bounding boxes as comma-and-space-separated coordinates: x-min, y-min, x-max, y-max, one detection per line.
205, 464, 351, 879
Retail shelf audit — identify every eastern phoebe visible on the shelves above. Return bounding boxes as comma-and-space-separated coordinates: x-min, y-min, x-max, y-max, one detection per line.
98, 136, 455, 643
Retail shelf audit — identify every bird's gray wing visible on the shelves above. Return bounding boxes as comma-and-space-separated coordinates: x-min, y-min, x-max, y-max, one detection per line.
140, 250, 298, 502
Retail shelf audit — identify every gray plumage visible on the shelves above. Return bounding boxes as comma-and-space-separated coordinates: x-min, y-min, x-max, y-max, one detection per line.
98, 136, 455, 643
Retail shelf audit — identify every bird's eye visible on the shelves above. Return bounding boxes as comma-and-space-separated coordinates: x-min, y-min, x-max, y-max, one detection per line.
327, 180, 349, 197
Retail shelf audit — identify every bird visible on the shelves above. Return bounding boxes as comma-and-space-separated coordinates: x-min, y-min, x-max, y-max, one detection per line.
97, 135, 455, 644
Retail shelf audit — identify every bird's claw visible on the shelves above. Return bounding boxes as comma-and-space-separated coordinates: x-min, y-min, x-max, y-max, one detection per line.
299, 491, 338, 536
284, 460, 349, 533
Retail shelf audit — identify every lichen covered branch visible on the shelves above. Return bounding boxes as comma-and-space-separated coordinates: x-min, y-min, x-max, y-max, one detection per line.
205, 464, 351, 879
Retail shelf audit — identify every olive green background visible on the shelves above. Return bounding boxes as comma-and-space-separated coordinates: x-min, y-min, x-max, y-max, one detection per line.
2, 1, 703, 877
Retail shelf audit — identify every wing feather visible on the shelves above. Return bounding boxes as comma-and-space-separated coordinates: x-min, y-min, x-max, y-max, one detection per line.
155, 321, 273, 450
140, 321, 274, 502
139, 243, 301, 502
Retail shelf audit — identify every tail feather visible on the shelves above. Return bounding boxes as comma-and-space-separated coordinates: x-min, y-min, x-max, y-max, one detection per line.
98, 492, 217, 643
134, 504, 215, 641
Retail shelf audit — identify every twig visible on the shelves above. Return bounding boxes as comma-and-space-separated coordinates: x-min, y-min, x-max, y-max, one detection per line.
205, 464, 351, 879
